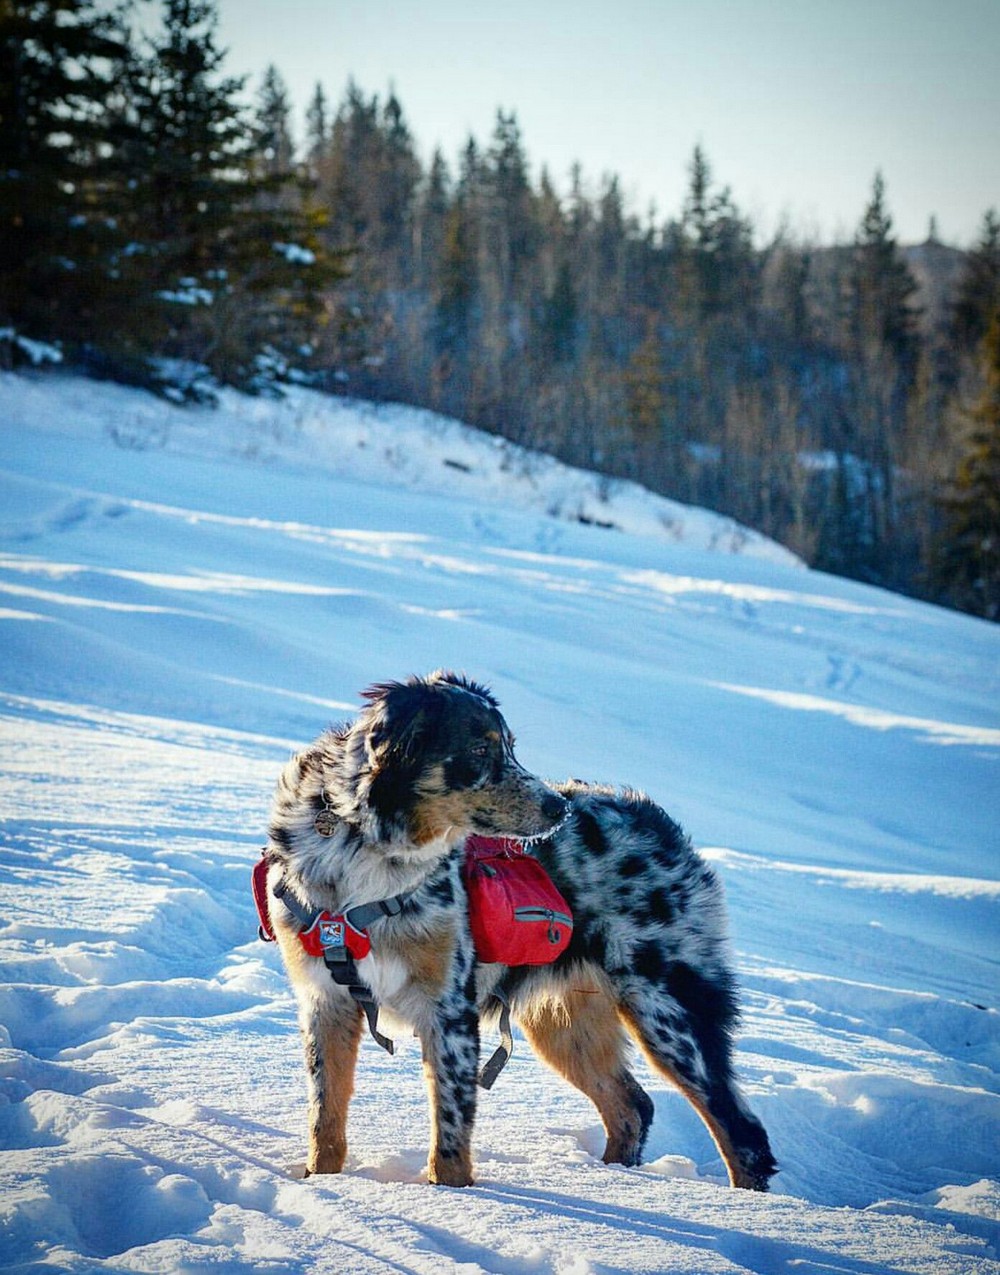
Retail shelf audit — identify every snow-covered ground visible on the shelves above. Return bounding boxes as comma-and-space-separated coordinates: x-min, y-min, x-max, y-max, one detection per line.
1, 370, 997, 1275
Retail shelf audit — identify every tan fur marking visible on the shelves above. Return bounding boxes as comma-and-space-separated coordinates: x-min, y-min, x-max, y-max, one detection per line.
675, 1077, 753, 1189
274, 921, 363, 1175
518, 970, 643, 1164
409, 931, 456, 997
426, 1138, 474, 1187
409, 791, 478, 845
380, 924, 457, 999
308, 1006, 363, 1174
275, 920, 315, 984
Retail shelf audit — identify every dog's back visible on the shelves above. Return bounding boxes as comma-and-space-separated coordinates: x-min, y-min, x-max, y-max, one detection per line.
537, 781, 730, 979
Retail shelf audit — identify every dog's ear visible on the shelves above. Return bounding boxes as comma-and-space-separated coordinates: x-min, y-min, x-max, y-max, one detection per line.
360, 682, 438, 826
361, 681, 431, 769
360, 683, 436, 829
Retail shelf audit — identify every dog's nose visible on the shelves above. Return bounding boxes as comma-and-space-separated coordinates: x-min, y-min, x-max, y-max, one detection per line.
542, 791, 567, 823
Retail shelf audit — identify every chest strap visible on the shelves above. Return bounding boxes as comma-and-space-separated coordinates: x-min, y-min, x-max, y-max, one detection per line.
323, 946, 395, 1055
272, 875, 408, 937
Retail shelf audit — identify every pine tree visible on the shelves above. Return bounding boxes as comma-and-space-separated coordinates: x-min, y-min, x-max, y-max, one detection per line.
434, 137, 481, 359
487, 108, 536, 278
673, 146, 757, 327
0, 0, 128, 352
415, 148, 450, 286
378, 88, 420, 282
305, 82, 328, 156
118, 0, 344, 392
930, 311, 1000, 619
322, 82, 420, 284
682, 145, 714, 251
849, 172, 919, 366
256, 64, 295, 185
953, 208, 1000, 353
595, 176, 626, 300
831, 172, 922, 581
129, 0, 251, 289
325, 81, 381, 253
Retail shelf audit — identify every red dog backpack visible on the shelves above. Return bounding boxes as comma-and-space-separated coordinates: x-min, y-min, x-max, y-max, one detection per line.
463, 835, 573, 965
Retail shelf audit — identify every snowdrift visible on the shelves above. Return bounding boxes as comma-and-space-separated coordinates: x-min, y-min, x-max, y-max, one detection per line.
1, 371, 998, 1274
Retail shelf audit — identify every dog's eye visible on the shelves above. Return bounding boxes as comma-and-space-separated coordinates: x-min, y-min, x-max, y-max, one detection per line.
471, 742, 490, 759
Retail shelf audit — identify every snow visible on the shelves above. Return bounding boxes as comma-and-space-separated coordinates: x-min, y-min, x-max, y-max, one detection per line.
0, 369, 998, 1274
0, 331, 63, 367
273, 242, 316, 265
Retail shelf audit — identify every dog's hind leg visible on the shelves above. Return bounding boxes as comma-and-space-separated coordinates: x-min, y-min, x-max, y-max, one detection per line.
517, 975, 654, 1167
617, 962, 776, 1191
302, 994, 364, 1175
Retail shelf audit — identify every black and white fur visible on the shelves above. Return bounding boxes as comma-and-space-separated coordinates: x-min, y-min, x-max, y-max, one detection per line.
265, 671, 776, 1190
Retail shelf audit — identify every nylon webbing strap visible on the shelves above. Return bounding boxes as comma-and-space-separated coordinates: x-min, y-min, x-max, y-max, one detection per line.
271, 877, 318, 929
344, 894, 407, 930
478, 992, 514, 1090
272, 879, 408, 937
322, 946, 395, 1055
352, 987, 395, 1055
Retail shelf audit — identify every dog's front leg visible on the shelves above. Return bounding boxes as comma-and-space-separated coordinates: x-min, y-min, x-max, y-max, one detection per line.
420, 958, 480, 1187
302, 992, 363, 1175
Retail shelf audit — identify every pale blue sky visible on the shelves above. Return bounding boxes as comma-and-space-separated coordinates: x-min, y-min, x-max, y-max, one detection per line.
216, 0, 999, 246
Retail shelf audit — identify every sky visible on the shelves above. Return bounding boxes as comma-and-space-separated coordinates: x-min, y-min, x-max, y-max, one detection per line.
214, 0, 1000, 247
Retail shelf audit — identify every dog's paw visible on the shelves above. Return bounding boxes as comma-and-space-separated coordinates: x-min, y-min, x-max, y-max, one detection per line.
306, 1149, 347, 1176
428, 1151, 474, 1187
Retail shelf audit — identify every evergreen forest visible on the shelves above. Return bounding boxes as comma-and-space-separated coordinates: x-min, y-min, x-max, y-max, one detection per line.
2, 0, 999, 620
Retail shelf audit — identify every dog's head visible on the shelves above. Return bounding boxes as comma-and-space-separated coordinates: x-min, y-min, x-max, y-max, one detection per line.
351, 670, 566, 849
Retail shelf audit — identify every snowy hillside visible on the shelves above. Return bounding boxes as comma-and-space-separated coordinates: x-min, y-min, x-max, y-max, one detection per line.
1, 371, 998, 1274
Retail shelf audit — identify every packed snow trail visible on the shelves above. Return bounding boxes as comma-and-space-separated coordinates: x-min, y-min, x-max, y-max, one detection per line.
1, 372, 998, 1273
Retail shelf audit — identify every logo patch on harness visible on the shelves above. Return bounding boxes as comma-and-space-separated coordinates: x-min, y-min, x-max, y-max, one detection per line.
320, 918, 346, 948
298, 911, 373, 960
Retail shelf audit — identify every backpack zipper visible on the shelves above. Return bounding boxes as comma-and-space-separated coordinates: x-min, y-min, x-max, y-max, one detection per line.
513, 906, 573, 943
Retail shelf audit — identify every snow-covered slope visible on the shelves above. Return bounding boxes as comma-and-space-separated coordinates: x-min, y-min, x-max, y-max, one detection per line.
1, 372, 799, 565
1, 371, 998, 1274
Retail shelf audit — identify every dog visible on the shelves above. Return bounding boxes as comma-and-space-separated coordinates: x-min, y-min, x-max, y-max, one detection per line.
263, 670, 776, 1190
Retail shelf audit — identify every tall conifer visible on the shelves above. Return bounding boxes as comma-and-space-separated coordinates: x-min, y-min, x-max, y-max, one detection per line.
953, 209, 1000, 353
0, 0, 127, 349
930, 312, 1000, 618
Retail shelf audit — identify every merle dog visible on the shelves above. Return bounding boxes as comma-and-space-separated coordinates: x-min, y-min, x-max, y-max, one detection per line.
263, 671, 775, 1189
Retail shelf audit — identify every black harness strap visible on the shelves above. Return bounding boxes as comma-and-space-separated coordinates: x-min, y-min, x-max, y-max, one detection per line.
322, 945, 395, 1055
343, 894, 407, 929
270, 876, 314, 927
272, 877, 408, 934
478, 992, 513, 1090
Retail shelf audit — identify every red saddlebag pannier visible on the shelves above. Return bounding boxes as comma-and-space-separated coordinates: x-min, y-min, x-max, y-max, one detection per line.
463, 836, 573, 965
